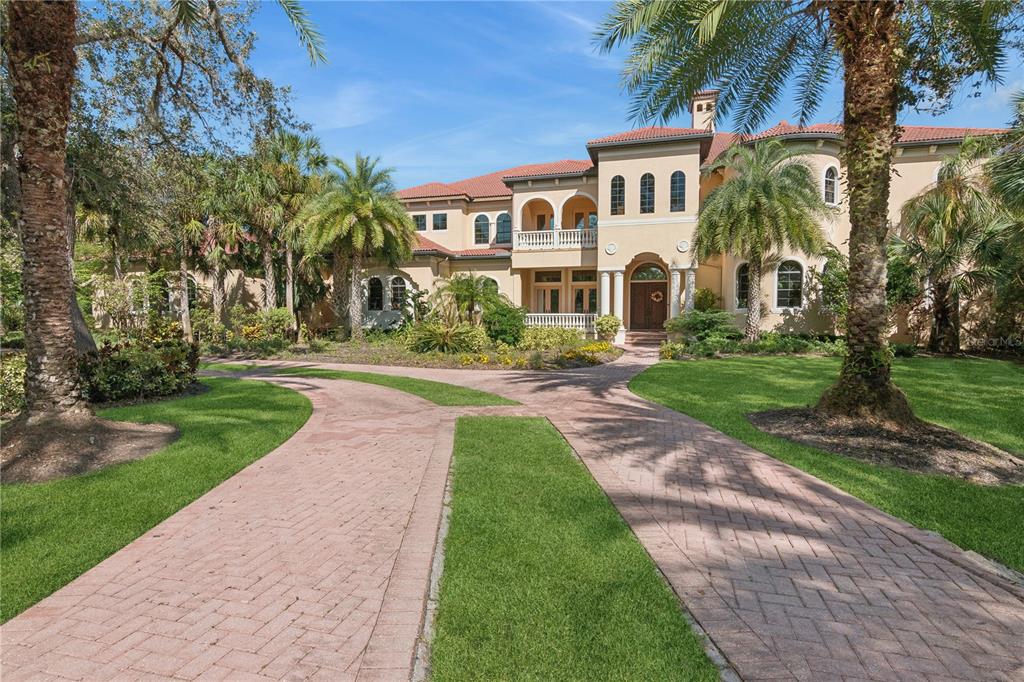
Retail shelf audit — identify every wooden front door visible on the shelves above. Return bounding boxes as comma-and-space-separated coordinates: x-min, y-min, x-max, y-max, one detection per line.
630, 281, 668, 330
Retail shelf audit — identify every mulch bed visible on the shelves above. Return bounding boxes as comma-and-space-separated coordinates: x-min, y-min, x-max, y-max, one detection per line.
0, 387, 208, 485
748, 408, 1024, 486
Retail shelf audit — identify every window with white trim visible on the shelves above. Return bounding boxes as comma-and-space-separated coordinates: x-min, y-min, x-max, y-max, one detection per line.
670, 171, 686, 212
390, 277, 406, 311
736, 263, 750, 309
496, 213, 512, 243
367, 277, 384, 311
474, 215, 489, 244
610, 175, 625, 215
776, 261, 803, 308
824, 166, 838, 205
640, 173, 655, 214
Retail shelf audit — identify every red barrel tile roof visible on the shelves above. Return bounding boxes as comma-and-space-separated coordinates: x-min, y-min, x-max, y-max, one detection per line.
397, 160, 592, 201
587, 126, 710, 145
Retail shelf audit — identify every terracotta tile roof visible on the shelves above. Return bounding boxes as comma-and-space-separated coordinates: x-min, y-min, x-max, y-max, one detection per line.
588, 126, 711, 146
412, 235, 510, 259
398, 161, 592, 201
748, 122, 844, 141
896, 126, 1008, 143
705, 132, 741, 165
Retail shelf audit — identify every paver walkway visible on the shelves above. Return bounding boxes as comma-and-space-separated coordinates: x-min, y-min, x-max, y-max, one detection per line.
4, 349, 1024, 682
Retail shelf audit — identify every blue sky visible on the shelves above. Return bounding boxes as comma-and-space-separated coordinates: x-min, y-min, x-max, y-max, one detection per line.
250, 1, 1023, 189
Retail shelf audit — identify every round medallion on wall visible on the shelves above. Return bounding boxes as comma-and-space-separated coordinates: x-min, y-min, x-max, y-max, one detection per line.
605, 242, 618, 255
676, 240, 690, 253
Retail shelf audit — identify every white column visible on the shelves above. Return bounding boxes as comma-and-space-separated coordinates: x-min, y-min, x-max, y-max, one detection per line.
613, 270, 624, 322
670, 269, 682, 319
684, 267, 697, 311
600, 271, 611, 316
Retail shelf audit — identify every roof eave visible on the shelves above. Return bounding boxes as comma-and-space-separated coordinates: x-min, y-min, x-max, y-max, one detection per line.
501, 169, 594, 186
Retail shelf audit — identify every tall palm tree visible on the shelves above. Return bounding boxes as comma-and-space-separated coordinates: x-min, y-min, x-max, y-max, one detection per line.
263, 130, 327, 328
3, 0, 323, 422
987, 90, 1024, 213
236, 155, 283, 311
896, 145, 1007, 353
196, 157, 245, 324
696, 141, 829, 341
598, 0, 1015, 422
299, 155, 417, 341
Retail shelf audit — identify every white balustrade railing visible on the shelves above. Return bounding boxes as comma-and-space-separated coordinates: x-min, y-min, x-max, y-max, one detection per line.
524, 313, 596, 332
513, 228, 597, 250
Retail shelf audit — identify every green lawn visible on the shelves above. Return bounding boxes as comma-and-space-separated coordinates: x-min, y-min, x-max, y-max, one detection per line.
270, 367, 518, 406
0, 377, 311, 622
630, 356, 1024, 572
432, 416, 717, 681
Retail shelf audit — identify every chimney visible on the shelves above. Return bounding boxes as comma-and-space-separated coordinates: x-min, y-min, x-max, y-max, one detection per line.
691, 90, 719, 132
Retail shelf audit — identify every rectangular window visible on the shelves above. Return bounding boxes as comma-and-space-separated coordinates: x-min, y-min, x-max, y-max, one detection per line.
534, 270, 562, 283
573, 286, 598, 313
571, 270, 597, 282
413, 214, 426, 231
432, 214, 447, 231
535, 287, 560, 313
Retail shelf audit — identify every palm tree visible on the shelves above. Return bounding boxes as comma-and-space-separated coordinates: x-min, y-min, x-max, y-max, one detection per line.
896, 144, 1007, 353
262, 131, 328, 329
598, 0, 1015, 422
299, 155, 417, 341
235, 155, 283, 311
988, 90, 1023, 213
432, 273, 504, 325
3, 0, 323, 422
696, 141, 829, 341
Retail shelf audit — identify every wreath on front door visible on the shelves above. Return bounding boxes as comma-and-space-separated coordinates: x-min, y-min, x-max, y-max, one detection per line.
650, 290, 664, 303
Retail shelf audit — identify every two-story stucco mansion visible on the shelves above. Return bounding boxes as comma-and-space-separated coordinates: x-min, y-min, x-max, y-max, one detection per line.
367, 91, 1001, 341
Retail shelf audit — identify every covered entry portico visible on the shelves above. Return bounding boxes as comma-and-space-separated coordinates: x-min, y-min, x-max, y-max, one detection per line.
599, 252, 697, 340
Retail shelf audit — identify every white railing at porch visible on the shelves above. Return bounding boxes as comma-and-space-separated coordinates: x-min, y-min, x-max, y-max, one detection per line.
513, 228, 597, 250
525, 313, 596, 332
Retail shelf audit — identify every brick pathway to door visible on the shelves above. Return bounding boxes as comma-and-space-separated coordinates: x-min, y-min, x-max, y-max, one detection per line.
3, 349, 1024, 681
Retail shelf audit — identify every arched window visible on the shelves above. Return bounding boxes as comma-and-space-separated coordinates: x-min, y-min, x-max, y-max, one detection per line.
483, 277, 499, 295
631, 264, 667, 281
390, 276, 406, 311
736, 264, 750, 309
474, 215, 490, 244
776, 261, 803, 308
639, 173, 655, 214
610, 175, 625, 215
367, 277, 384, 311
496, 213, 512, 243
823, 166, 838, 205
670, 171, 686, 212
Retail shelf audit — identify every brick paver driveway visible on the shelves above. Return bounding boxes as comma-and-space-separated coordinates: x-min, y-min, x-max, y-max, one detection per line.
3, 349, 1023, 681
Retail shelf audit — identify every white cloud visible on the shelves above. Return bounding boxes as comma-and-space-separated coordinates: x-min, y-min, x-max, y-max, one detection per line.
295, 82, 388, 131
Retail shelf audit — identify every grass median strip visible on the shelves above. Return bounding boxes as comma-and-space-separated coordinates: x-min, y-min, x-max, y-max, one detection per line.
431, 416, 717, 681
630, 356, 1024, 572
0, 377, 311, 622
271, 366, 518, 406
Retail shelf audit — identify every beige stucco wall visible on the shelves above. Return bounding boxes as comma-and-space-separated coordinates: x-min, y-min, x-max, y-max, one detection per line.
402, 197, 514, 252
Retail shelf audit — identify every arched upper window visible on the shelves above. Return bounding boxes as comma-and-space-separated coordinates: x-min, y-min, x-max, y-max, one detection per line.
483, 277, 499, 295
610, 175, 625, 215
670, 171, 686, 212
736, 263, 750, 309
367, 277, 384, 311
823, 166, 838, 205
496, 213, 512, 243
631, 264, 667, 281
640, 173, 655, 214
474, 215, 490, 245
390, 277, 406, 311
776, 261, 803, 308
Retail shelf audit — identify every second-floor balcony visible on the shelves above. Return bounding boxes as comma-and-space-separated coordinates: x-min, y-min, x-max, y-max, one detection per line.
513, 228, 597, 250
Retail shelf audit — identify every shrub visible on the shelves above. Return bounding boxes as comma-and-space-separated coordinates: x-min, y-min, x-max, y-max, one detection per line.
660, 341, 688, 360
594, 315, 621, 342
692, 288, 718, 312
891, 342, 919, 357
407, 322, 487, 354
688, 334, 744, 357
1, 352, 26, 415
577, 341, 614, 354
80, 339, 199, 403
664, 310, 741, 341
482, 303, 527, 346
2, 331, 25, 350
520, 326, 583, 351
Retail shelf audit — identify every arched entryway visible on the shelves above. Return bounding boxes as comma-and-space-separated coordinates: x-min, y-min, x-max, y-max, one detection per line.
629, 263, 669, 330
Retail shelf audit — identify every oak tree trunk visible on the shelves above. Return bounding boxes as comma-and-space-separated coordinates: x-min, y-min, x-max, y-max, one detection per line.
262, 242, 276, 310
817, 0, 915, 424
7, 0, 89, 419
744, 259, 762, 342
331, 243, 350, 339
179, 255, 193, 342
347, 251, 364, 342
